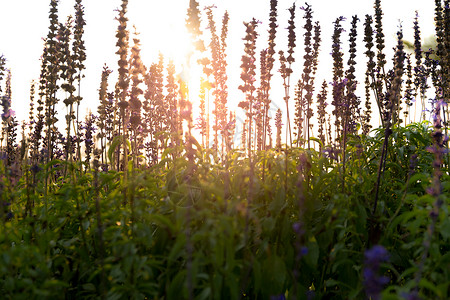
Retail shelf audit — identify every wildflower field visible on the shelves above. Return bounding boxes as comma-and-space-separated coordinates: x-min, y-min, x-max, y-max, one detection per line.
0, 0, 449, 299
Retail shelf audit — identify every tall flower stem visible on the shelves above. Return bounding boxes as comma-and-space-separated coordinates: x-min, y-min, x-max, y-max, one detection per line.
373, 28, 405, 215
115, 0, 130, 203
73, 0, 86, 167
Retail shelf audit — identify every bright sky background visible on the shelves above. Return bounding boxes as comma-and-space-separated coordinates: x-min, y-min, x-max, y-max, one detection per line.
0, 0, 436, 130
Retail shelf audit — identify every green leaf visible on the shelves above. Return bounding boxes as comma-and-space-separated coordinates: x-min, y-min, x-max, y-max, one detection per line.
196, 287, 211, 300
309, 136, 323, 148
82, 219, 90, 231
108, 135, 123, 167
149, 214, 176, 234
43, 279, 70, 289
168, 234, 186, 262
167, 270, 187, 300
440, 218, 450, 241
325, 279, 340, 287
304, 239, 319, 268
82, 283, 97, 292
261, 254, 286, 297
253, 259, 262, 293
419, 278, 439, 296
268, 188, 285, 215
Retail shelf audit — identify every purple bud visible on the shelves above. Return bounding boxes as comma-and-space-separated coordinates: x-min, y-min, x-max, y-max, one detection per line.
300, 246, 308, 256
292, 222, 302, 233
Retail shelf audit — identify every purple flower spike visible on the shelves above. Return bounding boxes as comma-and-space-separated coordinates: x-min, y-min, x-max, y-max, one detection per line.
292, 222, 305, 235
401, 291, 421, 300
365, 245, 389, 267
300, 246, 309, 256
363, 245, 390, 300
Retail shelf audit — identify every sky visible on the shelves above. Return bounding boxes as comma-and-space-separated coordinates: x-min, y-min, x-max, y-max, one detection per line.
0, 0, 436, 130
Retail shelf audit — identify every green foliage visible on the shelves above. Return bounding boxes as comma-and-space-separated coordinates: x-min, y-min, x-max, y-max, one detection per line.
0, 124, 448, 299
1, 0, 450, 299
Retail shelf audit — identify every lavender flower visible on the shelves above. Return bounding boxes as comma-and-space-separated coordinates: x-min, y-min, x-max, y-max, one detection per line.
30, 164, 42, 174
1, 70, 12, 123
205, 6, 229, 154
275, 108, 283, 149
317, 81, 328, 147
0, 55, 6, 85
322, 146, 339, 160
401, 290, 421, 300
363, 245, 390, 300
306, 290, 315, 300
238, 18, 259, 156
345, 15, 360, 134
331, 17, 346, 141
374, 0, 386, 71
84, 113, 97, 169
294, 3, 320, 149
186, 0, 205, 52
6, 211, 13, 220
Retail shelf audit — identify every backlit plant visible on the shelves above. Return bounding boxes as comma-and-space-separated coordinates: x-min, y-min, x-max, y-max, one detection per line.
0, 0, 448, 299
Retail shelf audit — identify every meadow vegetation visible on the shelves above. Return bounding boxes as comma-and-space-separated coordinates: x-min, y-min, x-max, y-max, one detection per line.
0, 0, 449, 299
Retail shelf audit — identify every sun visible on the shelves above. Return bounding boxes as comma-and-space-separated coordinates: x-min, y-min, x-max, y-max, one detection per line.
128, 2, 207, 107
155, 23, 204, 103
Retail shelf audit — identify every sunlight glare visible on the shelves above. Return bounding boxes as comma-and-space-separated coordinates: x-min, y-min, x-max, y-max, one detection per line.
153, 22, 203, 105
